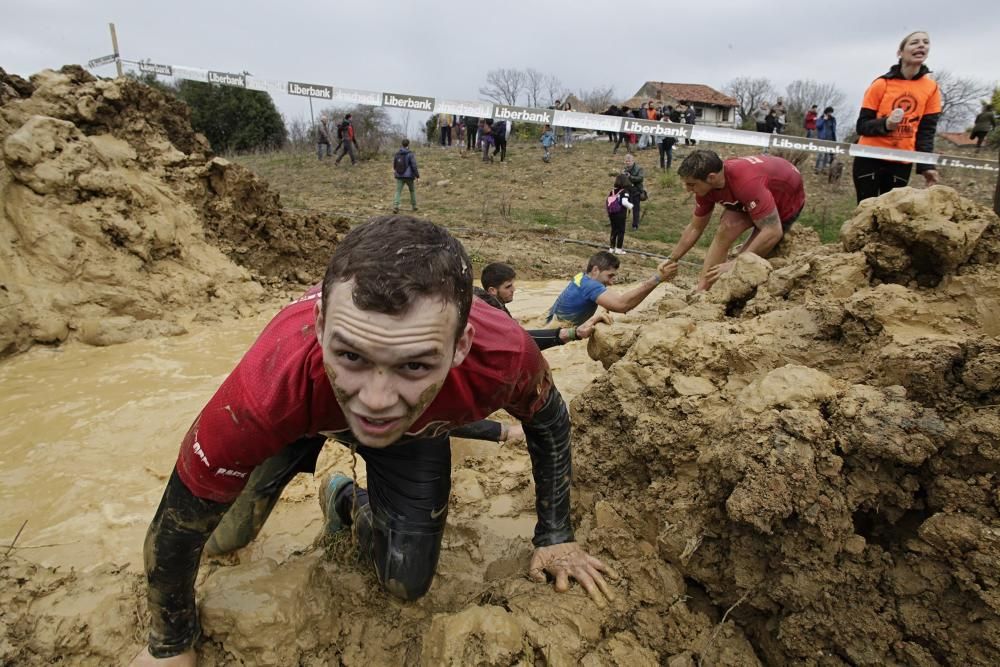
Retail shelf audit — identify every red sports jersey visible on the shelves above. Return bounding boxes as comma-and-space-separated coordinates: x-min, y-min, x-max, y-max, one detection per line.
694, 155, 805, 223
177, 289, 551, 502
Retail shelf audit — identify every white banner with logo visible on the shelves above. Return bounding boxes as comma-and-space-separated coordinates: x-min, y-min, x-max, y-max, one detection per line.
117, 59, 998, 173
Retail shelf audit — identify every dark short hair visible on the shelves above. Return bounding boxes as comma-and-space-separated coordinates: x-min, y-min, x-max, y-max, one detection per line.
678, 149, 724, 181
586, 251, 620, 273
401, 138, 410, 147
481, 262, 516, 290
321, 216, 473, 340
823, 106, 834, 114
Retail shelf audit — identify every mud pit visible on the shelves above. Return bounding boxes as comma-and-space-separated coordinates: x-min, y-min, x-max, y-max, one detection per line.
0, 65, 347, 357
2, 69, 999, 666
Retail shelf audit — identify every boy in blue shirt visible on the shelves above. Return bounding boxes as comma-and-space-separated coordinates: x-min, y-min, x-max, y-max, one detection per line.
540, 124, 556, 162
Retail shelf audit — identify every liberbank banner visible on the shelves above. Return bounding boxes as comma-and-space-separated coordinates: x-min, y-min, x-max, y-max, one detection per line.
118, 58, 998, 173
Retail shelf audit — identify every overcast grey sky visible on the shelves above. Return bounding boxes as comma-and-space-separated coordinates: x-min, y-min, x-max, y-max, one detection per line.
3, 0, 997, 131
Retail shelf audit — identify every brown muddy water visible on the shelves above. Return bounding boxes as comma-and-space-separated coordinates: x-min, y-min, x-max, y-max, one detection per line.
0, 279, 644, 573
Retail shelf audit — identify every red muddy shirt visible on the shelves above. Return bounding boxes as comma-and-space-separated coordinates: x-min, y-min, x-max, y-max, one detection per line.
177, 289, 551, 503
694, 155, 805, 224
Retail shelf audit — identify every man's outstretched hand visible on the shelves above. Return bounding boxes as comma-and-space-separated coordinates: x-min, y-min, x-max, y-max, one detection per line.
529, 542, 616, 607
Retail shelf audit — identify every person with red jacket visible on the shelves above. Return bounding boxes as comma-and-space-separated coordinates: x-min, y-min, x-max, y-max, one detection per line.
334, 113, 359, 165
129, 217, 613, 666
665, 149, 805, 291
804, 105, 818, 138
852, 31, 941, 203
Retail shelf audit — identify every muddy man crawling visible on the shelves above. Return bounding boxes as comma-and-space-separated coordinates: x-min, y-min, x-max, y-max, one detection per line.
130, 217, 614, 666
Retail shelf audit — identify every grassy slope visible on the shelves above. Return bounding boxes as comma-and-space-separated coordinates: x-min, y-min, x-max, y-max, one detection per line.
234, 136, 997, 280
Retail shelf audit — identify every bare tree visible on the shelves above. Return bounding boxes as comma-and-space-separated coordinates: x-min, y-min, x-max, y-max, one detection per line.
784, 79, 847, 130
933, 70, 991, 130
577, 86, 616, 114
724, 76, 777, 125
545, 74, 568, 107
524, 68, 546, 108
479, 68, 525, 106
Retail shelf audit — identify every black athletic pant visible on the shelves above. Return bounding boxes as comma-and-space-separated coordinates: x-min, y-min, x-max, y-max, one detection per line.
440, 126, 452, 146
609, 215, 626, 249
142, 388, 574, 658
852, 156, 913, 203
658, 139, 674, 169
630, 192, 641, 229
144, 433, 450, 656
493, 137, 507, 162
466, 126, 477, 150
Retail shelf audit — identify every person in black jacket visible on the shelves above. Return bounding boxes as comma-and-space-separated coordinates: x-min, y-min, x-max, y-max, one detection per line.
392, 139, 420, 213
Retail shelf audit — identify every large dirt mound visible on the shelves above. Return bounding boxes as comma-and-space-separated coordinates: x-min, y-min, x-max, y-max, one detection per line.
0, 66, 347, 356
576, 185, 1000, 665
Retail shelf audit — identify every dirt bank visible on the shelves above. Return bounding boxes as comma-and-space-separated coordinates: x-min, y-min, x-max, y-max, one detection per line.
575, 185, 1000, 665
0, 66, 347, 357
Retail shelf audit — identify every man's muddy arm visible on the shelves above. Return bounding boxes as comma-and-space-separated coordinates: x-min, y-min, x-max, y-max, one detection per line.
143, 469, 230, 658
670, 213, 712, 262
450, 419, 504, 441
522, 387, 575, 547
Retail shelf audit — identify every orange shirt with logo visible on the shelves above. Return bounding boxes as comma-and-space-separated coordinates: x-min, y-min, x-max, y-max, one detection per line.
858, 75, 941, 153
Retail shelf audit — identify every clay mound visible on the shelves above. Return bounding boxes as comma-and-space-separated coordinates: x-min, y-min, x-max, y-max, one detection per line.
0, 66, 347, 356
575, 186, 1000, 665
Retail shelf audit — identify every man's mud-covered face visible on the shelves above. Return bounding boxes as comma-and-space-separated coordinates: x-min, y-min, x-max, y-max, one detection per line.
315, 281, 474, 448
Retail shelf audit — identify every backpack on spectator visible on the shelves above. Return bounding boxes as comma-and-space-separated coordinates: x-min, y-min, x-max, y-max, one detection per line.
393, 151, 408, 176
606, 189, 624, 215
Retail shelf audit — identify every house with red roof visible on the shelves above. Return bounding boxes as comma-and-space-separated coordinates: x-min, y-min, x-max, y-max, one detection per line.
624, 82, 738, 127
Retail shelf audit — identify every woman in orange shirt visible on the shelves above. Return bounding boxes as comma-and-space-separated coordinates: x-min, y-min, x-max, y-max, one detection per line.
852, 31, 941, 203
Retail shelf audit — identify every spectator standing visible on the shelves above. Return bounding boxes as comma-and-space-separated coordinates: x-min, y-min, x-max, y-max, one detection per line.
852, 31, 941, 202
771, 98, 787, 134
683, 103, 697, 145
492, 119, 509, 162
622, 154, 645, 230
480, 119, 495, 162
438, 113, 453, 147
316, 114, 333, 160
334, 114, 359, 166
804, 105, 819, 138
464, 115, 479, 151
606, 173, 635, 254
815, 107, 838, 173
561, 100, 574, 149
971, 103, 996, 153
391, 138, 420, 213
603, 105, 622, 145
753, 102, 769, 132
540, 124, 556, 162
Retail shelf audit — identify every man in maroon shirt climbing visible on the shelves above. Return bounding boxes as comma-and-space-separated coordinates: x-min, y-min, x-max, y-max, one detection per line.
662, 149, 806, 291
130, 217, 613, 666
